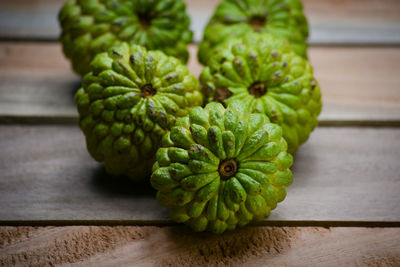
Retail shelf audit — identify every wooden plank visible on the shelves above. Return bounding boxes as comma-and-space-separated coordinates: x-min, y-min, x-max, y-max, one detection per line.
0, 125, 399, 223
0, 0, 399, 44
1, 42, 400, 124
0, 75, 79, 119
0, 42, 78, 118
0, 226, 399, 266
0, 0, 63, 41
303, 0, 400, 45
310, 46, 400, 123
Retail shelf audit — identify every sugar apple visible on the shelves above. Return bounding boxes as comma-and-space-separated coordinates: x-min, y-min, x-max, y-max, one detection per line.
59, 0, 193, 75
200, 33, 322, 154
198, 0, 308, 65
151, 102, 293, 233
75, 43, 203, 180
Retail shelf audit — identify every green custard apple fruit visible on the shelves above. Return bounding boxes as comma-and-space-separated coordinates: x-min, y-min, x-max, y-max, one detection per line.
59, 0, 193, 75
200, 33, 322, 154
198, 0, 309, 65
151, 102, 293, 233
75, 43, 203, 180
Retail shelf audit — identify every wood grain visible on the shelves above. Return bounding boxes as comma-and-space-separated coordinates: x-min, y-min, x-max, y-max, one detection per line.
1, 42, 400, 124
302, 0, 400, 45
310, 46, 400, 123
0, 1, 399, 264
0, 125, 399, 223
0, 226, 399, 266
0, 0, 399, 44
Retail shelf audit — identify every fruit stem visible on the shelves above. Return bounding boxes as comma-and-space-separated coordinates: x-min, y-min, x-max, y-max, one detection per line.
219, 159, 238, 180
248, 82, 267, 98
138, 13, 151, 29
249, 16, 266, 32
141, 84, 156, 98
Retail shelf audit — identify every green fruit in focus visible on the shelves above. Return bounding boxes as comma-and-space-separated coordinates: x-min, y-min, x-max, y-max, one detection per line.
59, 0, 193, 75
198, 0, 309, 65
76, 43, 203, 180
151, 102, 293, 233
200, 33, 322, 154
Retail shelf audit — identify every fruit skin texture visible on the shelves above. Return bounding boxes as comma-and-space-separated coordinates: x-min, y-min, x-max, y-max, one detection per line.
151, 102, 293, 234
59, 0, 193, 76
200, 33, 322, 154
75, 43, 203, 180
198, 0, 308, 65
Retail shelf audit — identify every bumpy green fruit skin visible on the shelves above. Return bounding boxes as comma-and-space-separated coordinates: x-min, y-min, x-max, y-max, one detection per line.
200, 33, 322, 154
59, 0, 193, 75
151, 102, 293, 234
75, 43, 203, 180
198, 0, 309, 65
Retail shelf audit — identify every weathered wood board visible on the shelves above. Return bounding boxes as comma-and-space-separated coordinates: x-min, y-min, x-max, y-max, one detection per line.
1, 43, 400, 124
0, 0, 399, 44
0, 125, 399, 223
0, 0, 399, 266
1, 226, 399, 266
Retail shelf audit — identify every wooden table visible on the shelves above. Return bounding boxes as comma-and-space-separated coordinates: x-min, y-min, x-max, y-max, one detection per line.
1, 0, 400, 266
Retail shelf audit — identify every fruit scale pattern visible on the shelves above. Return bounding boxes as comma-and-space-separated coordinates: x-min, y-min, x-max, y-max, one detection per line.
151, 103, 293, 233
59, 0, 321, 233
75, 43, 203, 180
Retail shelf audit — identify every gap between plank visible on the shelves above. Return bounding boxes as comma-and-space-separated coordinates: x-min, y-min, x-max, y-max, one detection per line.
1, 38, 400, 48
1, 116, 400, 127
0, 115, 77, 125
0, 220, 399, 228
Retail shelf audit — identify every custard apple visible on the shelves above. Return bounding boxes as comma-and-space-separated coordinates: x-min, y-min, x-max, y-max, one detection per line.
59, 0, 193, 75
200, 33, 322, 154
151, 102, 293, 233
198, 0, 308, 65
75, 43, 203, 180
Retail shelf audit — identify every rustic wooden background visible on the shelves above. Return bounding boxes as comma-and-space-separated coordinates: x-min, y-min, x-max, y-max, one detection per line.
0, 0, 400, 266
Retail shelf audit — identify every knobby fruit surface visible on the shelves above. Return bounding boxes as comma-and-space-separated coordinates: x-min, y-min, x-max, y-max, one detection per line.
198, 0, 308, 65
200, 33, 322, 154
76, 43, 202, 180
59, 0, 193, 75
151, 102, 293, 233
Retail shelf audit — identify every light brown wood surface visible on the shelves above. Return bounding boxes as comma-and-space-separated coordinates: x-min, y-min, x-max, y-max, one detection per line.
1, 125, 399, 223
1, 226, 399, 266
0, 0, 399, 44
0, 0, 400, 265
1, 43, 400, 124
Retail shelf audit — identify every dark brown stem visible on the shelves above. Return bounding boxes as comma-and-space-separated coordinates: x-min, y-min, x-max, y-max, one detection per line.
248, 82, 267, 98
138, 14, 151, 29
249, 16, 266, 32
141, 84, 156, 98
219, 159, 238, 180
